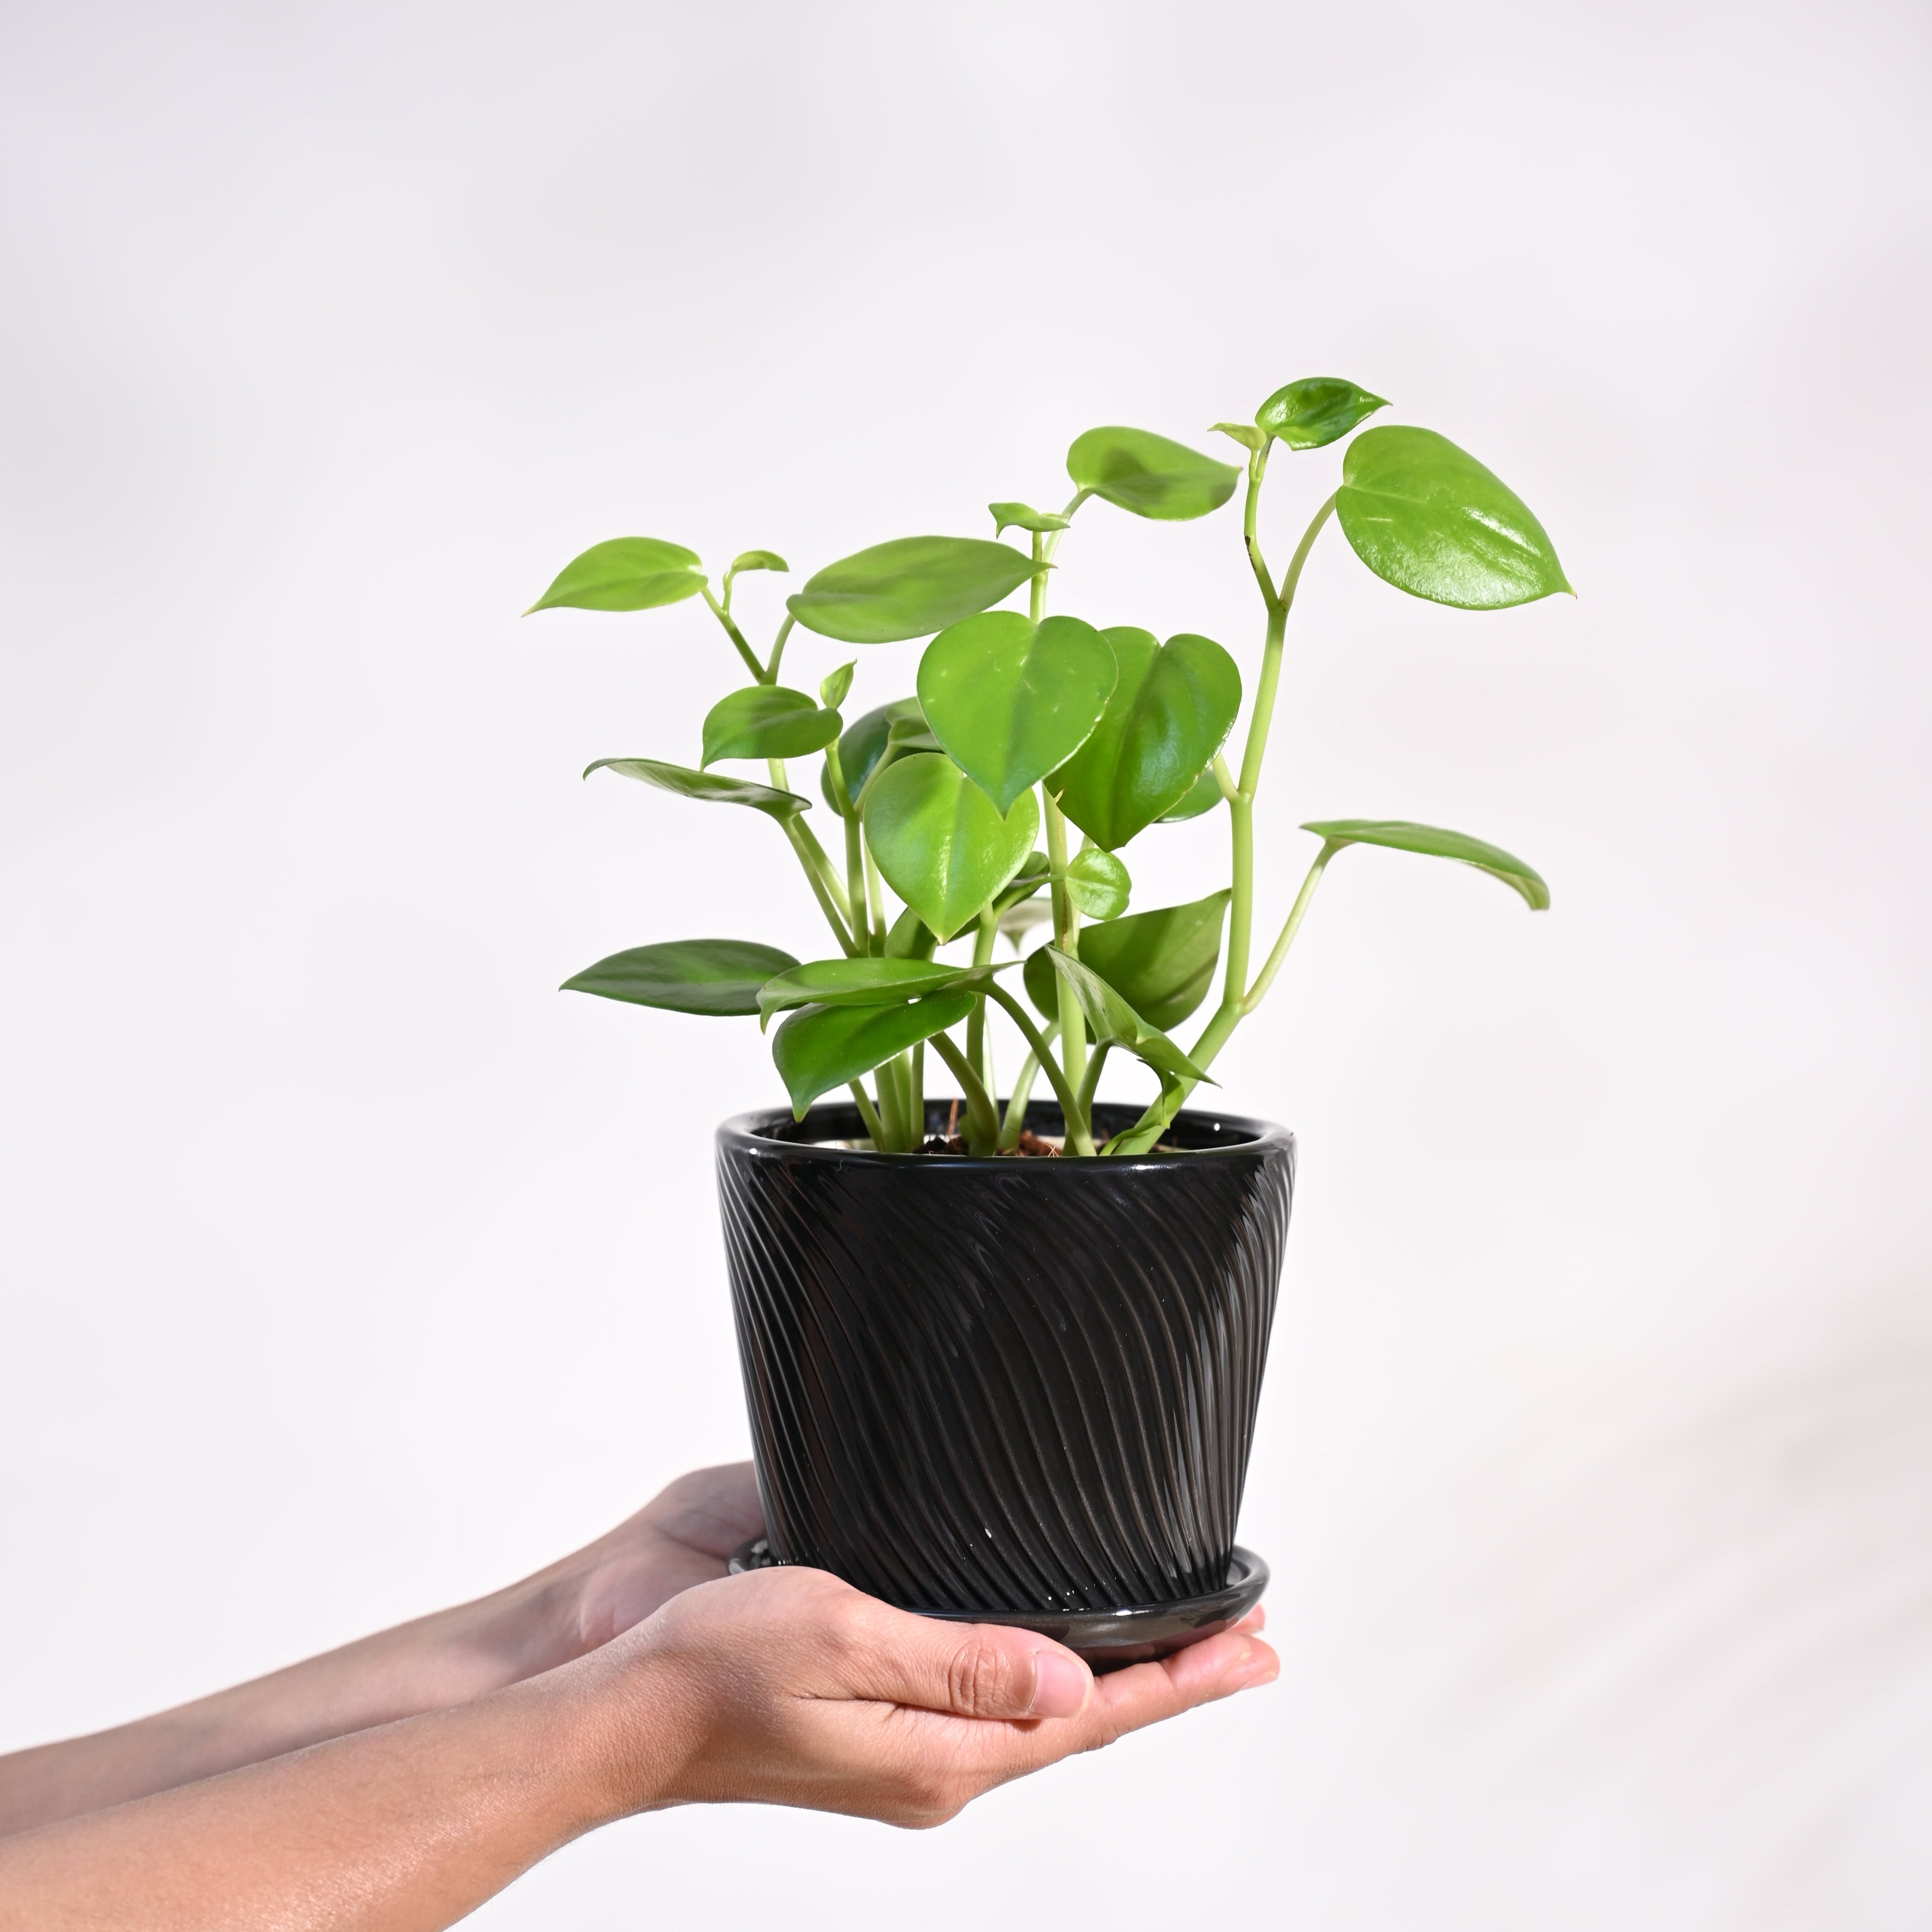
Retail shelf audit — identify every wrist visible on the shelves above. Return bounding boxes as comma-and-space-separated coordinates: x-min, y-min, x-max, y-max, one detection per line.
538, 1627, 697, 1827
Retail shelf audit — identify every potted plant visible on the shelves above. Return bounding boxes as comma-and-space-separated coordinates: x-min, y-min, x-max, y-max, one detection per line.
529, 378, 1569, 1664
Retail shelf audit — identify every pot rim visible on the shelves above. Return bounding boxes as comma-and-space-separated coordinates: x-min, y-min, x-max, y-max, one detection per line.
717, 1098, 1294, 1171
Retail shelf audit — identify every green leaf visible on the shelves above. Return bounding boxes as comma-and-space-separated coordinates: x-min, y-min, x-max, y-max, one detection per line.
918, 611, 1118, 816
727, 549, 788, 577
526, 537, 706, 614
585, 757, 810, 822
755, 956, 1018, 1029
1050, 628, 1242, 849
1255, 377, 1389, 451
992, 850, 1051, 915
1066, 427, 1241, 522
1159, 766, 1224, 823
1303, 818, 1550, 909
1066, 846, 1131, 920
819, 661, 855, 710
772, 994, 977, 1119
862, 753, 1039, 942
701, 686, 842, 766
1211, 422, 1267, 453
787, 536, 1046, 645
562, 939, 799, 1017
1023, 889, 1228, 1030
1337, 427, 1572, 610
883, 905, 941, 960
989, 501, 1070, 535
1041, 947, 1213, 1087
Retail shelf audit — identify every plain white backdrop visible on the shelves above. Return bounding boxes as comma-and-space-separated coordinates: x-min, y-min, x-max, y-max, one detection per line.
3, 2, 1929, 1924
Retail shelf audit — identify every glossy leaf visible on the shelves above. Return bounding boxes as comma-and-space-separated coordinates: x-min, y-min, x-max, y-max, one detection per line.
526, 537, 705, 614
989, 501, 1069, 535
1337, 427, 1571, 610
585, 757, 809, 822
756, 956, 1017, 1028
1066, 427, 1240, 522
701, 686, 841, 766
1255, 377, 1389, 451
787, 537, 1045, 644
1066, 846, 1131, 920
819, 661, 855, 710
562, 939, 799, 1017
918, 611, 1117, 815
1023, 889, 1228, 1030
772, 994, 976, 1118
883, 905, 941, 961
862, 753, 1039, 942
1304, 818, 1550, 909
1050, 628, 1242, 849
1041, 947, 1212, 1087
1159, 766, 1224, 823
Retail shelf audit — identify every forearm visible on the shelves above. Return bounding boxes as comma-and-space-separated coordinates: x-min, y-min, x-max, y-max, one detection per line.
0, 1574, 585, 1835
0, 1663, 639, 1932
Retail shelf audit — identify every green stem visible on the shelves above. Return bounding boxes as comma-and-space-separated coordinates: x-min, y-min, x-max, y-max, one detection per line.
967, 908, 998, 1097
926, 1032, 999, 1154
847, 1081, 886, 1146
1072, 1038, 1112, 1123
874, 1051, 909, 1150
1042, 789, 1087, 1116
700, 586, 769, 684
863, 841, 886, 943
986, 986, 1092, 1156
1243, 841, 1337, 1014
766, 613, 795, 684
998, 1019, 1058, 1149
1241, 445, 1277, 613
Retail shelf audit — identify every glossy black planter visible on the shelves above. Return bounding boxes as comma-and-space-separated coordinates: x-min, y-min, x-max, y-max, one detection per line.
716, 1099, 1294, 1643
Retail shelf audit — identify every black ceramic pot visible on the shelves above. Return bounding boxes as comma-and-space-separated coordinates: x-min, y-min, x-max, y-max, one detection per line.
716, 1098, 1294, 1633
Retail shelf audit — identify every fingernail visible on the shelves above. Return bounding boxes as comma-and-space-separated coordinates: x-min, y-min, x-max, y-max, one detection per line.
1232, 1644, 1278, 1689
1028, 1648, 1092, 1717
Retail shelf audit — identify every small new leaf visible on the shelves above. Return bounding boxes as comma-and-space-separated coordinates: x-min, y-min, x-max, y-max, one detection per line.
1255, 378, 1389, 451
1066, 846, 1131, 920
526, 537, 706, 614
585, 757, 810, 822
562, 939, 800, 1017
989, 501, 1071, 535
727, 549, 788, 577
1066, 426, 1242, 522
701, 686, 842, 766
819, 661, 856, 711
1211, 422, 1267, 453
1304, 818, 1550, 909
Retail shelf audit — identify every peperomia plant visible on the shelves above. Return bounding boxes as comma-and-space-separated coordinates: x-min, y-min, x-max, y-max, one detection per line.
532, 378, 1569, 1158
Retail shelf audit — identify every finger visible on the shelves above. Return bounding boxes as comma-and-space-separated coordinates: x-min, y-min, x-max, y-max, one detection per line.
643, 1463, 768, 1557
1081, 1628, 1278, 1741
834, 1599, 1094, 1721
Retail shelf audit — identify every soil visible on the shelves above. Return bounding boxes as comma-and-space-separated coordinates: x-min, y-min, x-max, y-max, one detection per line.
919, 1128, 1061, 1157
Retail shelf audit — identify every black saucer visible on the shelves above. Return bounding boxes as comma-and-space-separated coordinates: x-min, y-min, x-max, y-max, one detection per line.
726, 1539, 1268, 1671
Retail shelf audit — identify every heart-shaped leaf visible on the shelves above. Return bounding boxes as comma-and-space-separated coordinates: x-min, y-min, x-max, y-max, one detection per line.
1067, 846, 1131, 920
862, 753, 1039, 942
1050, 628, 1242, 849
1255, 377, 1389, 451
787, 537, 1045, 644
1024, 889, 1229, 1029
772, 994, 977, 1118
526, 537, 706, 614
585, 757, 809, 822
701, 686, 841, 766
1066, 427, 1241, 522
1159, 766, 1224, 823
756, 956, 1018, 1028
819, 661, 855, 710
918, 611, 1117, 815
989, 501, 1070, 535
1303, 818, 1550, 908
993, 850, 1051, 915
819, 697, 939, 814
562, 939, 799, 1017
1337, 427, 1571, 610
1040, 947, 1213, 1087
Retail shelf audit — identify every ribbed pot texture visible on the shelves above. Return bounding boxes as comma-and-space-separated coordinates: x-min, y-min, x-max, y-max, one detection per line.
716, 1099, 1294, 1615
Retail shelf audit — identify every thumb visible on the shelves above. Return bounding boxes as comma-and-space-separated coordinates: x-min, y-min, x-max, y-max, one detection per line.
840, 1602, 1094, 1720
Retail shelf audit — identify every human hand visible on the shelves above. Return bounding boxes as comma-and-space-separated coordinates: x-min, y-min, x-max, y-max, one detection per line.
585, 1562, 1279, 1828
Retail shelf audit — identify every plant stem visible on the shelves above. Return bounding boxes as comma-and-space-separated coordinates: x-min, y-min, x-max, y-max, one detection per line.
986, 986, 1092, 1156
863, 841, 886, 944
766, 613, 795, 684
1072, 1038, 1112, 1123
998, 1019, 1058, 1149
967, 908, 998, 1098
909, 1042, 925, 1135
847, 1081, 886, 1146
1241, 444, 1277, 613
700, 586, 769, 684
926, 1033, 999, 1153
1042, 788, 1087, 1113
1243, 840, 1337, 1013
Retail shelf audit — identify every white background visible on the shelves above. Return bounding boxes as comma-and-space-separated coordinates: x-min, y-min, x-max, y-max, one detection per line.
4, 2, 1929, 1924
